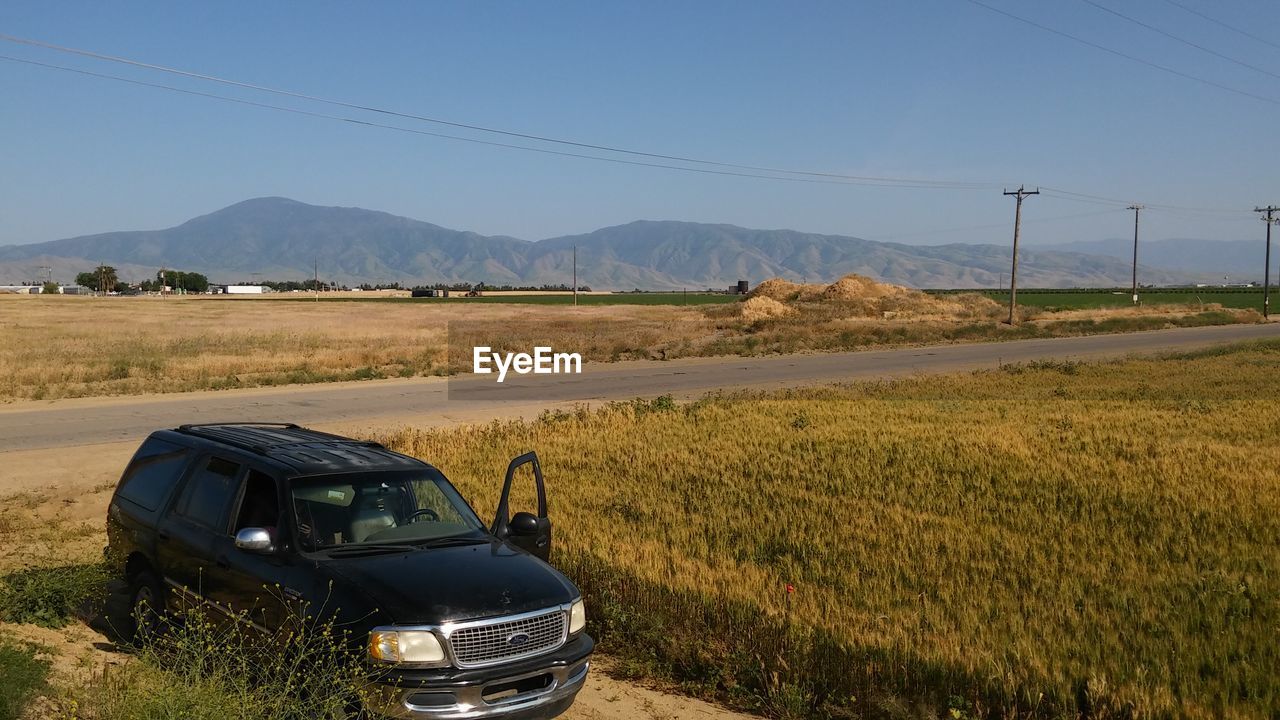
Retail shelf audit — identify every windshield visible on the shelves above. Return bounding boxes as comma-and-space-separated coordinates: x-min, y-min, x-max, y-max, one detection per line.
289, 468, 486, 550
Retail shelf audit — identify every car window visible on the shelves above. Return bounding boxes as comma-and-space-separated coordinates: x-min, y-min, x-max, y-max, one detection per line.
414, 481, 470, 525
116, 438, 191, 511
172, 456, 243, 532
290, 469, 485, 549
233, 469, 281, 533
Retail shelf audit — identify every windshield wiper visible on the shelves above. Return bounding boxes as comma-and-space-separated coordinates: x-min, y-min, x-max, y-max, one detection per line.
414, 536, 488, 549
323, 543, 418, 557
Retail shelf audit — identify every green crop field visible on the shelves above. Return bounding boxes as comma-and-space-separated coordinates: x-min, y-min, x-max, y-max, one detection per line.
273, 288, 1269, 310
959, 288, 1270, 311
382, 341, 1280, 719
268, 291, 739, 306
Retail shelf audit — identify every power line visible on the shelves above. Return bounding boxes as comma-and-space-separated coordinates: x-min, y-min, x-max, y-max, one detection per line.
867, 208, 1125, 241
1039, 187, 1247, 215
0, 36, 1261, 217
963, 0, 1280, 106
0, 33, 998, 190
1077, 0, 1280, 81
1158, 0, 1280, 53
0, 54, 988, 191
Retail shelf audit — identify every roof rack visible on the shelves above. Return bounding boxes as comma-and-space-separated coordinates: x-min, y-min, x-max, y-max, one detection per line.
174, 423, 385, 456
178, 422, 300, 431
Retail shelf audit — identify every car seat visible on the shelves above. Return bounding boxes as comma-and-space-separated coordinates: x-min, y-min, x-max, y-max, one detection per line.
348, 489, 397, 543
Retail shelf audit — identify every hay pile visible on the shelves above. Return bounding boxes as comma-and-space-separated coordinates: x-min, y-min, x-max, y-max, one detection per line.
750, 278, 810, 302
743, 274, 1000, 320
739, 296, 795, 322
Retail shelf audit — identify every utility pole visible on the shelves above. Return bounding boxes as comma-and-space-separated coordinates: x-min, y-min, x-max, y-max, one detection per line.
314, 257, 319, 303
1128, 205, 1143, 305
573, 245, 578, 307
1003, 186, 1039, 324
1257, 206, 1278, 319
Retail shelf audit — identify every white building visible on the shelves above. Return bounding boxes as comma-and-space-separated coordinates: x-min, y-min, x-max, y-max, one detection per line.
223, 285, 268, 294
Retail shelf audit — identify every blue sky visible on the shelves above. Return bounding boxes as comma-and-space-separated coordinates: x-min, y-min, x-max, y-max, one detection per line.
1, 0, 1276, 247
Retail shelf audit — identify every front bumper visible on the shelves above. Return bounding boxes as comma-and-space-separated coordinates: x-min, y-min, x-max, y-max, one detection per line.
366, 634, 592, 719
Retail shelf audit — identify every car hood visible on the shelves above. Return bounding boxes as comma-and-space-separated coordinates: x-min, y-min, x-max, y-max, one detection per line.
318, 540, 578, 624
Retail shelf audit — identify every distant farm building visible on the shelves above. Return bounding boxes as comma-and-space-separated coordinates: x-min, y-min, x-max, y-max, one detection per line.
0, 284, 88, 294
223, 285, 269, 294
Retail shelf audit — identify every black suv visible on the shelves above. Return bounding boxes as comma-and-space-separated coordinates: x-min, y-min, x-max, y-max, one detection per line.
104, 423, 592, 719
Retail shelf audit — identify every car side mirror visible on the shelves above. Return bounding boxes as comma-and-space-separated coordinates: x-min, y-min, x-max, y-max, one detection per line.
509, 511, 541, 536
234, 527, 275, 554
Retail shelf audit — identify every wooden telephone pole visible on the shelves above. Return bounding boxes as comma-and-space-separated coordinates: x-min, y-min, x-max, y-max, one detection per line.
1128, 205, 1142, 305
1257, 206, 1278, 319
573, 245, 578, 307
1003, 186, 1039, 324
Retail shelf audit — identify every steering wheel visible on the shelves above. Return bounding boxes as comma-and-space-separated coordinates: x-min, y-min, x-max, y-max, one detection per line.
408, 508, 440, 523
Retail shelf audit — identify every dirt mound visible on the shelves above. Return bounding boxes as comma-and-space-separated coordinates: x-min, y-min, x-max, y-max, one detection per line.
739, 296, 795, 322
747, 274, 1001, 320
821, 274, 910, 301
749, 278, 809, 302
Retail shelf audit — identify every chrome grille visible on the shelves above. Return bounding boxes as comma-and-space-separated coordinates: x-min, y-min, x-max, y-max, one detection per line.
447, 609, 567, 668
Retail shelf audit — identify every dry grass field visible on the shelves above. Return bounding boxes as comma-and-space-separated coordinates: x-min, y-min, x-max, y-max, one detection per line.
0, 294, 715, 401
0, 279, 1262, 402
377, 341, 1280, 719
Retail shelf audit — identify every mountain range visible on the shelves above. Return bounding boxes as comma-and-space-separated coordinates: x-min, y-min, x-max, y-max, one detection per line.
0, 197, 1236, 289
1042, 237, 1263, 279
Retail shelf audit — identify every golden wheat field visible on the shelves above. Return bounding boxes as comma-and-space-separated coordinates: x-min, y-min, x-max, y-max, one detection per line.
377, 341, 1280, 719
0, 286, 1260, 402
0, 295, 713, 401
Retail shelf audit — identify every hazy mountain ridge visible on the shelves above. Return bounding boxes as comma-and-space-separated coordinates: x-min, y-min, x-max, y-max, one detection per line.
0, 197, 1211, 289
1043, 238, 1263, 278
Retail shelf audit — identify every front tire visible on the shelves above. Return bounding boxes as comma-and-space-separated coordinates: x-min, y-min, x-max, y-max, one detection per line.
126, 569, 166, 645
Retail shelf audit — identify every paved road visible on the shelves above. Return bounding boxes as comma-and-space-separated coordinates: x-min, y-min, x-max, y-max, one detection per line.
1, 322, 1276, 453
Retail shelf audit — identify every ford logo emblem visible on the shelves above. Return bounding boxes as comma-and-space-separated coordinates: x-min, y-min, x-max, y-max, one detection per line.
507, 632, 531, 647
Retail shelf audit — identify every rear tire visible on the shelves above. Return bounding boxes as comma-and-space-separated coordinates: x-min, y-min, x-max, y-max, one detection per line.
126, 569, 166, 646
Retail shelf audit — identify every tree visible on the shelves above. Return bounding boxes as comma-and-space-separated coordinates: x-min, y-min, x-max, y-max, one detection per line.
180, 272, 209, 293
41, 281, 60, 295
148, 269, 210, 293
76, 265, 119, 292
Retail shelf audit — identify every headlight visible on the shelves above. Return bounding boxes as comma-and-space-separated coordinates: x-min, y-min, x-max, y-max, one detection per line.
368, 628, 447, 665
569, 599, 586, 635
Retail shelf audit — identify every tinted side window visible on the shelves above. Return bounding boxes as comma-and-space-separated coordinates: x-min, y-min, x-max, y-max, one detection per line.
116, 438, 191, 511
173, 456, 243, 532
234, 470, 281, 532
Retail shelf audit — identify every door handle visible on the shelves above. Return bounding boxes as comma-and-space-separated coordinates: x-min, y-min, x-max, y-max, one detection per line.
215, 555, 230, 569
157, 529, 171, 541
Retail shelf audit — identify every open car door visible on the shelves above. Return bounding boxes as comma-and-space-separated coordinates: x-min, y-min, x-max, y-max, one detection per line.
491, 452, 552, 562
